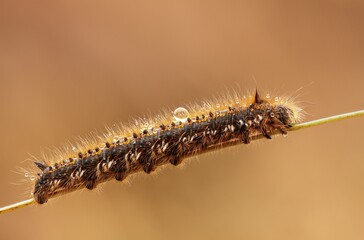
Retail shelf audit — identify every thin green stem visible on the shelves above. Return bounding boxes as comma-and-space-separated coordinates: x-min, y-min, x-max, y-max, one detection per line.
289, 110, 364, 131
0, 199, 34, 214
1, 109, 363, 215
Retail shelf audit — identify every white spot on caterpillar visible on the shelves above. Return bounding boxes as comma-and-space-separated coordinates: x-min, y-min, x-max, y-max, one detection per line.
96, 163, 101, 176
53, 179, 60, 186
228, 125, 235, 132
254, 114, 263, 124
108, 161, 113, 169
162, 143, 169, 152
100, 163, 106, 172
136, 152, 142, 160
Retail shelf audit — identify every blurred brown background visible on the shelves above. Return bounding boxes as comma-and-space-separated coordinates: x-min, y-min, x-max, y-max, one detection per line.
1, 0, 364, 239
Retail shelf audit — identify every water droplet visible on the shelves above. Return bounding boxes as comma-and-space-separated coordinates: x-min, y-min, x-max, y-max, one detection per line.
283, 133, 288, 138
274, 97, 279, 102
71, 146, 77, 152
30, 176, 35, 181
266, 93, 270, 99
24, 172, 29, 178
173, 107, 189, 123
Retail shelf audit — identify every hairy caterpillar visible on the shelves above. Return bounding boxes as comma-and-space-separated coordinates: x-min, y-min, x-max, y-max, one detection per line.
24, 90, 302, 204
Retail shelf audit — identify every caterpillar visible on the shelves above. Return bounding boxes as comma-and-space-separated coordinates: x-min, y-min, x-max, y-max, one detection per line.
27, 90, 302, 204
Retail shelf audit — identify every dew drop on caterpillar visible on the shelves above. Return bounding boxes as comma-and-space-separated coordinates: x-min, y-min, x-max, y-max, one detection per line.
20, 90, 302, 205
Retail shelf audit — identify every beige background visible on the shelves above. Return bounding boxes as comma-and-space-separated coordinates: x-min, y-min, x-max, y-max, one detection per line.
1, 1, 364, 239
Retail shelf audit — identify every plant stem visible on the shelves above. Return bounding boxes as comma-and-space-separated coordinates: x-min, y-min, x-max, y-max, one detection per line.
290, 110, 364, 131
0, 199, 35, 214
1, 109, 363, 214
